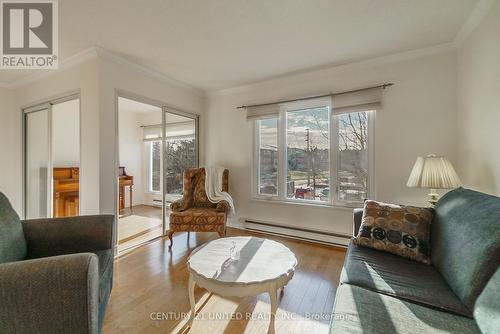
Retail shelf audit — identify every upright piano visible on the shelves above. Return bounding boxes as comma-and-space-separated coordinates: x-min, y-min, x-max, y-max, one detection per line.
53, 167, 79, 217
118, 166, 134, 212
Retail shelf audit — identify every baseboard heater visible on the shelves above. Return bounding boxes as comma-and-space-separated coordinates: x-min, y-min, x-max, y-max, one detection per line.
239, 218, 351, 247
152, 199, 163, 208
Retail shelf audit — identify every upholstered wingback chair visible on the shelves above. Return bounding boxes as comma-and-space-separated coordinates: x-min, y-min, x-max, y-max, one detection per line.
168, 168, 229, 247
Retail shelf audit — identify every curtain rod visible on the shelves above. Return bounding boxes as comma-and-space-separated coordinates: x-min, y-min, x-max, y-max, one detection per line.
236, 83, 394, 109
140, 120, 193, 128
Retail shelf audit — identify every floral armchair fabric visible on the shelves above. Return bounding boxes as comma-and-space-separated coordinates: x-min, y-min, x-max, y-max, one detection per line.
168, 168, 229, 247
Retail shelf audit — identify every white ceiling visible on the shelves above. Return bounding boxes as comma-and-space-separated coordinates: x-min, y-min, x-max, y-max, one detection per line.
118, 97, 193, 124
118, 97, 161, 114
0, 0, 478, 91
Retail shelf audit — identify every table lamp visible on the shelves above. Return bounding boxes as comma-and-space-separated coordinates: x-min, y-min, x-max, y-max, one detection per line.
406, 154, 461, 206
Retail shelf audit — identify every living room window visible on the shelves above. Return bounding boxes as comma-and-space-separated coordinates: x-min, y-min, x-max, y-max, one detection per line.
165, 136, 196, 195
257, 118, 279, 196
253, 98, 374, 206
143, 122, 197, 195
148, 140, 161, 192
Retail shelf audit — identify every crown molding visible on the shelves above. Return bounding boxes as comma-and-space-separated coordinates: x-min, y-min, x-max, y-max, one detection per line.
93, 46, 205, 97
2, 0, 494, 93
3, 47, 99, 89
209, 42, 456, 97
454, 0, 497, 46
0, 46, 205, 96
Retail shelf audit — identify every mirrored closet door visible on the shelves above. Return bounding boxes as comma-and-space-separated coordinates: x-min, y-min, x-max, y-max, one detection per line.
24, 95, 80, 219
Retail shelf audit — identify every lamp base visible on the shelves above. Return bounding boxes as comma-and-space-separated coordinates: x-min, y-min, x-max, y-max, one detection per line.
428, 189, 439, 207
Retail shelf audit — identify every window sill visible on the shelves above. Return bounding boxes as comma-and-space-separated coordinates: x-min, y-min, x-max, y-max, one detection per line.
251, 196, 363, 210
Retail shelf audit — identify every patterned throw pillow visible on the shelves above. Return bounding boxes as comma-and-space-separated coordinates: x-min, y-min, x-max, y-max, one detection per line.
353, 200, 434, 264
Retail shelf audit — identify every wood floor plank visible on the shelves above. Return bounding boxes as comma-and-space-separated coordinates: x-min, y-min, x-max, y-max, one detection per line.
103, 227, 346, 334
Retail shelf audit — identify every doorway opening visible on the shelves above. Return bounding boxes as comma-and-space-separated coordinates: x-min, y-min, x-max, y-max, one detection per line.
117, 96, 199, 253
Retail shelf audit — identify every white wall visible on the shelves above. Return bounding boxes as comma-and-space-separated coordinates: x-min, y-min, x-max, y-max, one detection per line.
457, 1, 500, 196
52, 99, 80, 167
2, 51, 204, 218
118, 110, 144, 206
1, 9, 496, 231
13, 59, 100, 216
117, 108, 167, 208
97, 55, 205, 215
0, 87, 21, 211
206, 51, 458, 235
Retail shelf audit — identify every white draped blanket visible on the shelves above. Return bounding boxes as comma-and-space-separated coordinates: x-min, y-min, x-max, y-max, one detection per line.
204, 166, 235, 216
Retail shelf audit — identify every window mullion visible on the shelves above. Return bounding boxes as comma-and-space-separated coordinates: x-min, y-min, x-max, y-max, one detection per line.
278, 110, 287, 200
367, 110, 376, 199
254, 121, 260, 197
149, 142, 153, 192
331, 114, 339, 206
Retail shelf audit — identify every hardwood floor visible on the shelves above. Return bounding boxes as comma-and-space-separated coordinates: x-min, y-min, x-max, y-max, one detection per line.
118, 205, 163, 253
103, 228, 346, 334
119, 205, 162, 220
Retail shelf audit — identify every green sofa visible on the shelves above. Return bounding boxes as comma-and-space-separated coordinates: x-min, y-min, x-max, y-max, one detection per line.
0, 192, 115, 334
330, 188, 500, 334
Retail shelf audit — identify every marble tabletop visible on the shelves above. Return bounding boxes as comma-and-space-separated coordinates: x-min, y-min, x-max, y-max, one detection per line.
188, 236, 297, 285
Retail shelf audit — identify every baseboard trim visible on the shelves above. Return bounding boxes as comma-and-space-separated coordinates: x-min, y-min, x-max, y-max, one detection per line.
232, 218, 350, 247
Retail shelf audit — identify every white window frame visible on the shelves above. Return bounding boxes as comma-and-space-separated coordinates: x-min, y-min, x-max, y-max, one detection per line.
254, 117, 280, 198
147, 140, 162, 193
252, 99, 375, 208
145, 134, 197, 195
164, 134, 196, 201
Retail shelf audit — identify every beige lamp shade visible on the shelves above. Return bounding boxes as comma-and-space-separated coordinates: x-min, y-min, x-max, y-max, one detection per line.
407, 155, 461, 189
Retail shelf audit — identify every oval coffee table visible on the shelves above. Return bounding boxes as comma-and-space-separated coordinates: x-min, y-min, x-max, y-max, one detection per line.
187, 236, 297, 333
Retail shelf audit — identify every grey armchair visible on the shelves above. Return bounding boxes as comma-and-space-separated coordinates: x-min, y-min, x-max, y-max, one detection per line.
0, 192, 114, 334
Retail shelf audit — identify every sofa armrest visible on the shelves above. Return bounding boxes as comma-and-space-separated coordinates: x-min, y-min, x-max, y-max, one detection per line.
21, 214, 114, 259
215, 200, 230, 213
353, 208, 363, 237
0, 253, 99, 334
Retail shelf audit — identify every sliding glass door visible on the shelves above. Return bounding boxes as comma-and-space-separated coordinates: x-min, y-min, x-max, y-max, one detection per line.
115, 96, 199, 252
162, 108, 199, 234
24, 96, 80, 219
